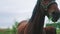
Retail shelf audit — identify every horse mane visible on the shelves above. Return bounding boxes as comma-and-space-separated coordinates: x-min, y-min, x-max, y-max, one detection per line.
24, 0, 45, 34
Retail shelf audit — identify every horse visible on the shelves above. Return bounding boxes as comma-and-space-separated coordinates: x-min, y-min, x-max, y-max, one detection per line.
44, 26, 56, 34
17, 0, 60, 34
17, 20, 56, 34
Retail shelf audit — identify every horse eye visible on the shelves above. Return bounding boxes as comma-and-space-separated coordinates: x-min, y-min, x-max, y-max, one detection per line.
52, 11, 57, 15
52, 12, 57, 17
52, 12, 55, 14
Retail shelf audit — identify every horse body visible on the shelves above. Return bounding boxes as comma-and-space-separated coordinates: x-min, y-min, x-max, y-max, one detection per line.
17, 20, 28, 34
17, 20, 56, 34
17, 20, 44, 34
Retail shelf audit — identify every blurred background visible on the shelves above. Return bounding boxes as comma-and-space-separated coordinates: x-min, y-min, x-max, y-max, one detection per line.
0, 0, 60, 34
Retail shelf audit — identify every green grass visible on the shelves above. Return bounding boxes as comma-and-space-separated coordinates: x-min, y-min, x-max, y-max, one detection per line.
57, 29, 60, 34
0, 29, 17, 34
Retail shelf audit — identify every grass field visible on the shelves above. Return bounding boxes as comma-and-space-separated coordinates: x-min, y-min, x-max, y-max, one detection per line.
0, 28, 17, 34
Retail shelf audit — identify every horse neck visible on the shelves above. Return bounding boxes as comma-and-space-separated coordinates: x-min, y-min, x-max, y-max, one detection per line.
28, 9, 45, 34
33, 12, 45, 34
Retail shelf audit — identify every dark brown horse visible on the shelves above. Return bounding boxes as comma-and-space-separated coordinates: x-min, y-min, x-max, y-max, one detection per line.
17, 0, 60, 34
17, 20, 56, 34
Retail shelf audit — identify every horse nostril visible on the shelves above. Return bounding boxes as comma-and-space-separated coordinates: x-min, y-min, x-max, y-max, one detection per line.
52, 12, 56, 15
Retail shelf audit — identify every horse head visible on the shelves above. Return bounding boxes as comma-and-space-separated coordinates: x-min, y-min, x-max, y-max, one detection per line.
41, 0, 60, 22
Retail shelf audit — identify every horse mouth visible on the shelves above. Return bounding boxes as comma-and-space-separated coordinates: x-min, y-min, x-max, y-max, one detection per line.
51, 12, 60, 22
47, 11, 60, 22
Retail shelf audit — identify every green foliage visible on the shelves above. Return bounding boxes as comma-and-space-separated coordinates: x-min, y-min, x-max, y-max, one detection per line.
12, 21, 18, 34
0, 21, 18, 34
57, 22, 60, 29
57, 29, 60, 34
46, 22, 60, 29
